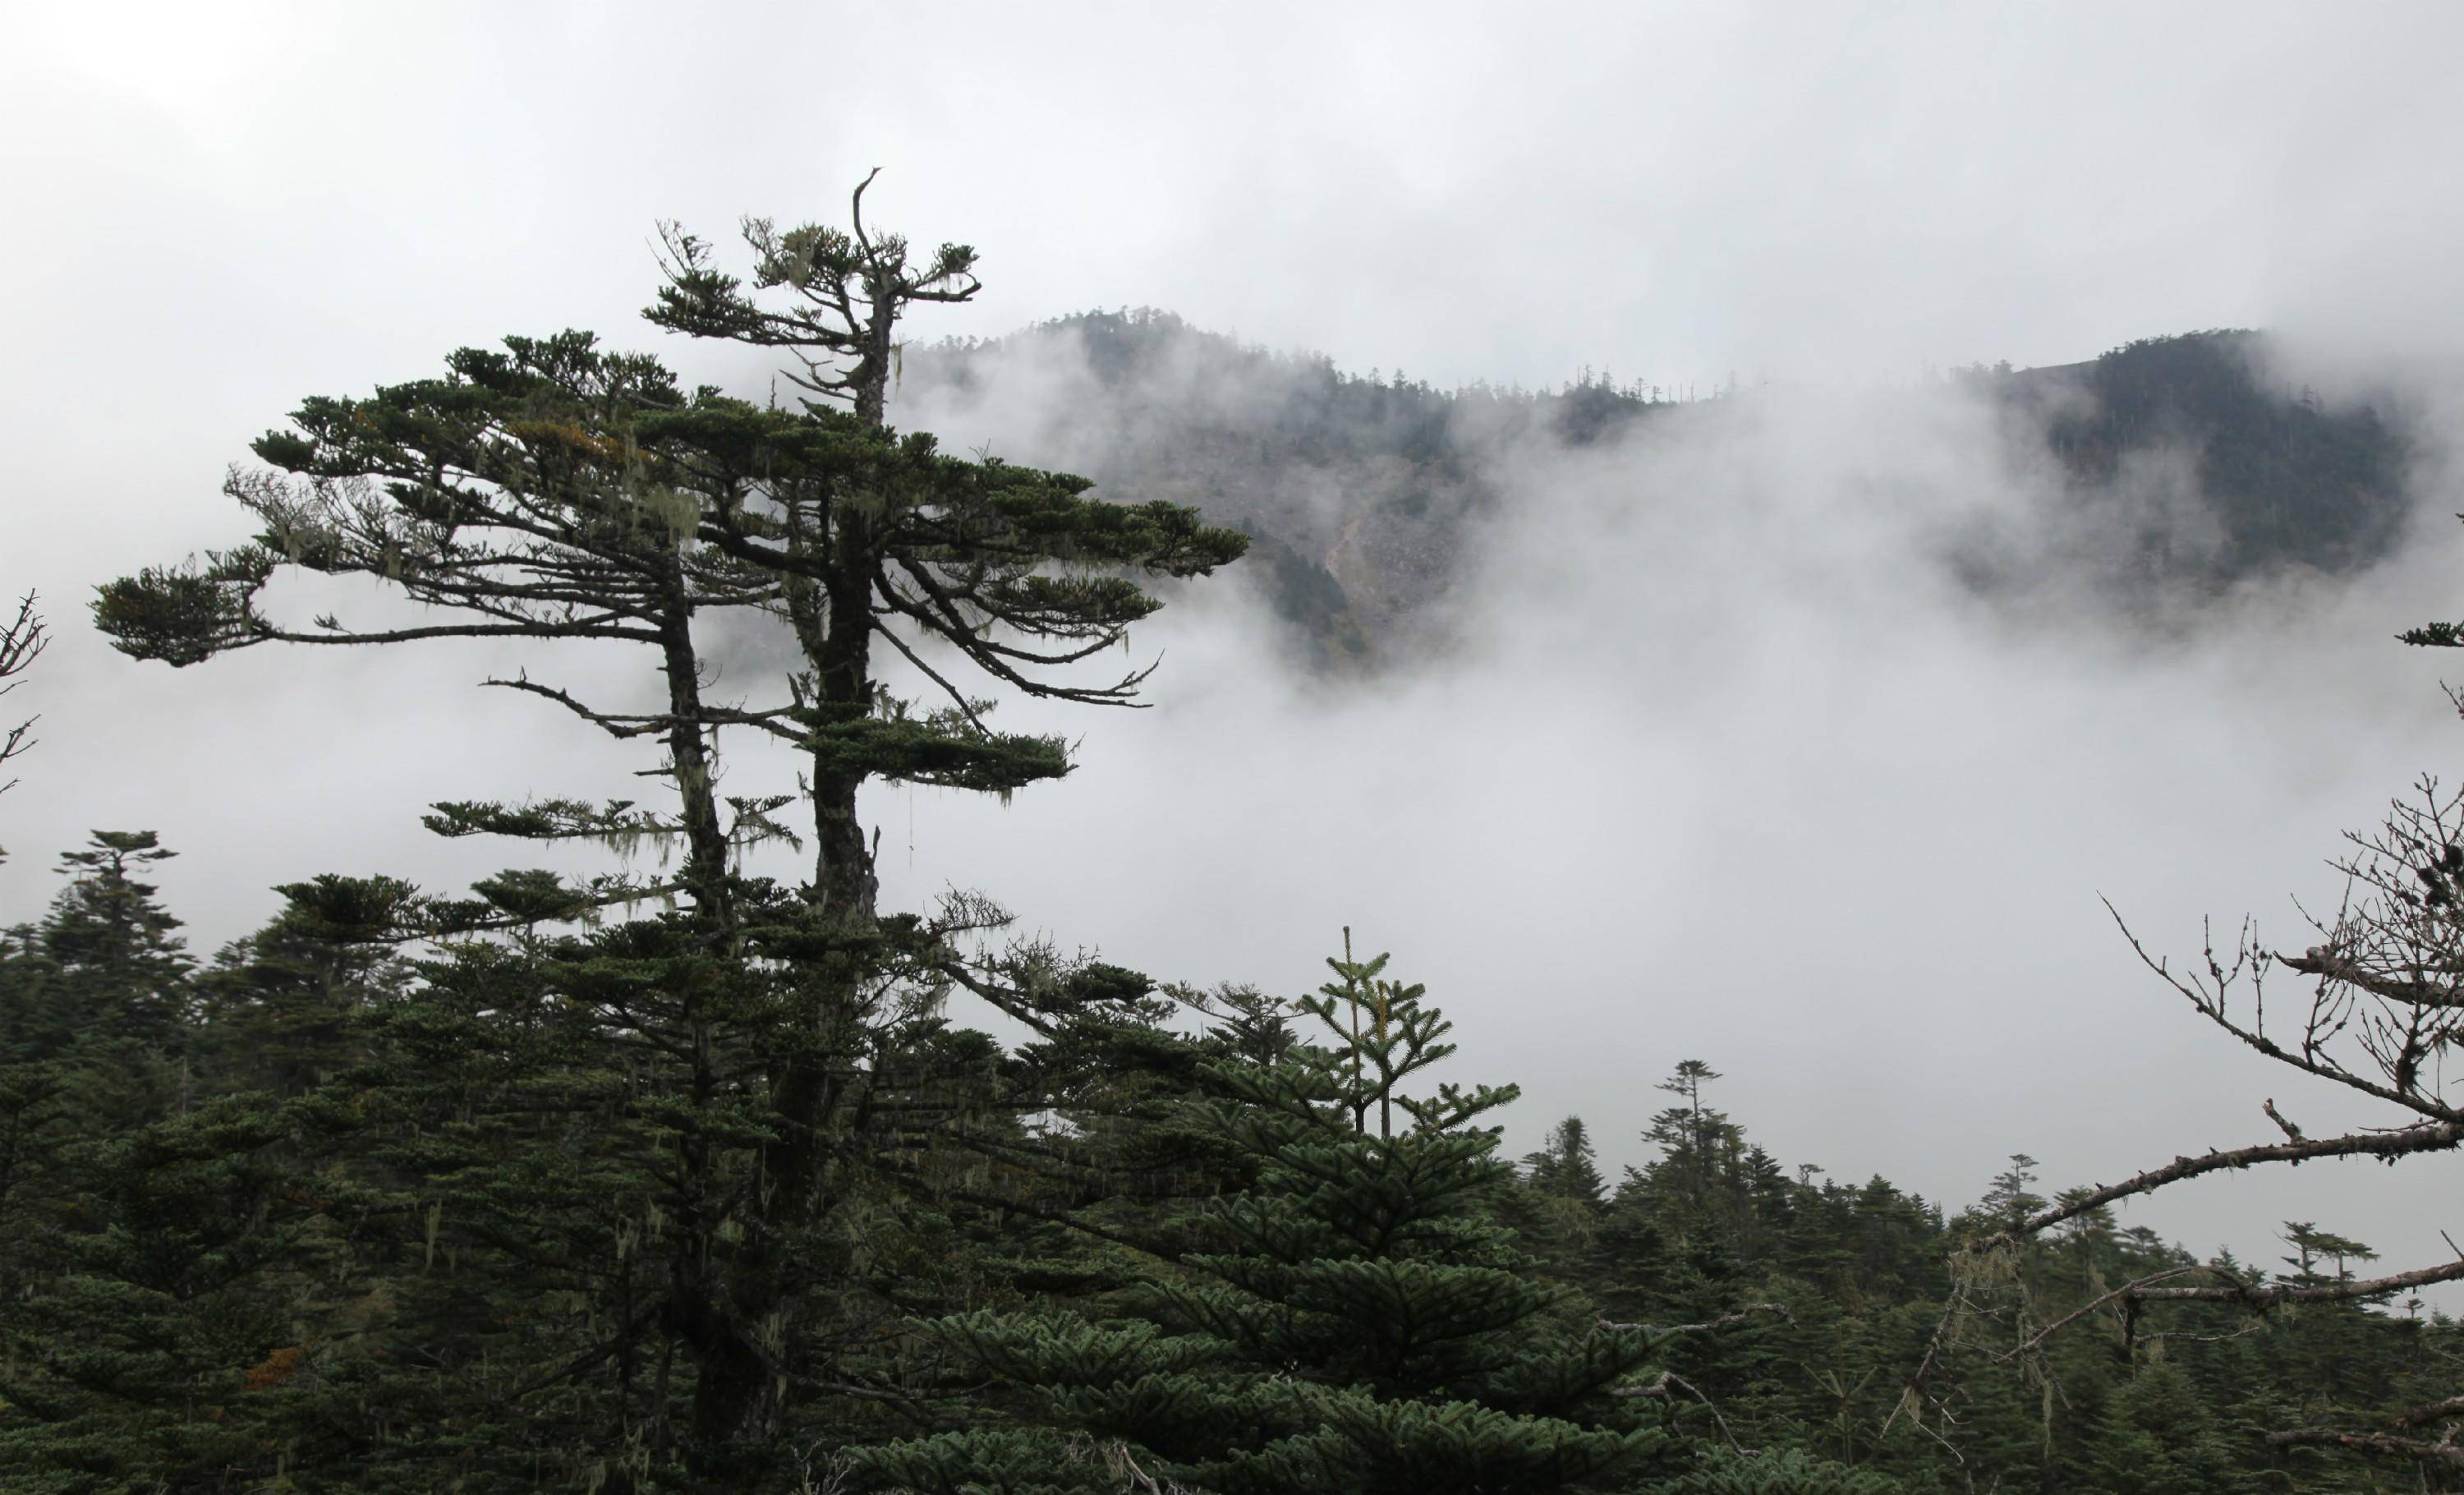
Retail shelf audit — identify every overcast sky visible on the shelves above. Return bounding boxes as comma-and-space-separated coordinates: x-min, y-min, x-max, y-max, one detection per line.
11, 2, 2464, 1279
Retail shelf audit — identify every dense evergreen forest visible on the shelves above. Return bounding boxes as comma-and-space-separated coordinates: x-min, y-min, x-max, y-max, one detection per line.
3, 185, 2460, 1493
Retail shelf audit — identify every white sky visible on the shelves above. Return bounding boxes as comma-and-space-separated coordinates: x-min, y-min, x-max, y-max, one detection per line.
10, 1, 2464, 1284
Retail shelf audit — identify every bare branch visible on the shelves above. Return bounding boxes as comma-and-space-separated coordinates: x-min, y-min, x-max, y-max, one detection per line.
1611, 1371, 1753, 1456
2007, 1255, 2464, 1364
2263, 1097, 2305, 1141
2279, 948, 2464, 1009
2001, 1265, 2220, 1358
0, 591, 44, 683
2265, 1428, 2464, 1468
847, 166, 883, 260
0, 591, 44, 795
2397, 1392, 2464, 1428
2130, 1254, 2464, 1306
2103, 899, 2455, 1120
1985, 1119, 2464, 1245
1597, 1304, 1791, 1337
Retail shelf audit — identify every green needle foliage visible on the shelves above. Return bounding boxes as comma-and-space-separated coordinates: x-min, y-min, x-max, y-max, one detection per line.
864, 940, 1687, 1495
642, 175, 1248, 925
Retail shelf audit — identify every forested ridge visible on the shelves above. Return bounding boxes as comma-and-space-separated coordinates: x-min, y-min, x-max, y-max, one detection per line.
901, 315, 2411, 665
2, 185, 2461, 1493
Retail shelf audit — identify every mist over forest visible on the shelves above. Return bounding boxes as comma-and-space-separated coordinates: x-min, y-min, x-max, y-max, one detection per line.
11, 3, 2464, 1491
869, 309, 2464, 1256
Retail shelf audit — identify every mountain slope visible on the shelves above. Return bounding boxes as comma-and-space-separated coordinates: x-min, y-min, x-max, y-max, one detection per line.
897, 315, 2415, 664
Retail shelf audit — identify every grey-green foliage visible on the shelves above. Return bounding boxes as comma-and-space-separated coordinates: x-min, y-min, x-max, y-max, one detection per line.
1658, 1447, 1905, 1495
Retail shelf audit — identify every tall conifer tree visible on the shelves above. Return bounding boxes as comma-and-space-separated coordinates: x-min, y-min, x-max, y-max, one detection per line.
863, 943, 1688, 1495
87, 182, 1243, 1482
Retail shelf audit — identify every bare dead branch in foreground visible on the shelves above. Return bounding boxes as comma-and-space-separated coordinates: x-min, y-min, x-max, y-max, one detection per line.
0, 591, 44, 795
1986, 1117, 2464, 1248
2266, 1428, 2464, 1468
2127, 1255, 2464, 1306
1612, 1370, 1752, 1456
2397, 1392, 2464, 1428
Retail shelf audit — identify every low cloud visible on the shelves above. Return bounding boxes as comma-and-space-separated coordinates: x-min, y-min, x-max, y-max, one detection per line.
871, 336, 2464, 1281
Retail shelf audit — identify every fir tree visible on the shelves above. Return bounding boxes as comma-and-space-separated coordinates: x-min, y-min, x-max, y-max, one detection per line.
1975, 1154, 2047, 1230
0, 845, 379, 1493
39, 831, 194, 1051
1516, 1115, 1611, 1274
87, 185, 1245, 1481
864, 941, 1689, 1495
191, 886, 411, 1097
2088, 1360, 2250, 1495
642, 175, 1248, 927
1523, 1116, 1607, 1208
1637, 1060, 1746, 1247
